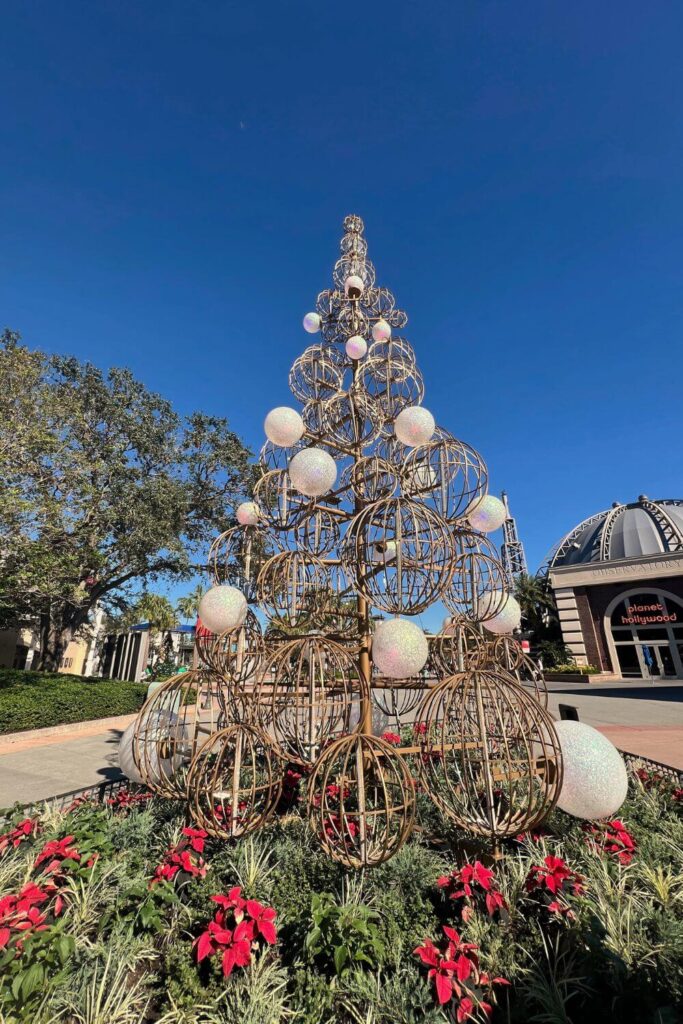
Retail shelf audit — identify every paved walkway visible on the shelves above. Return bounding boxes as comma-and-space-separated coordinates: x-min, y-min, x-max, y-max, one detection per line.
0, 721, 131, 809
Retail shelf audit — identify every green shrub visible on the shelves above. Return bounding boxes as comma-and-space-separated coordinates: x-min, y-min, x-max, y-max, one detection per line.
0, 668, 148, 734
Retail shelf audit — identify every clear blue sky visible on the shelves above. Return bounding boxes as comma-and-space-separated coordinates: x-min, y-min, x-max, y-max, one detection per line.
2, 1, 682, 589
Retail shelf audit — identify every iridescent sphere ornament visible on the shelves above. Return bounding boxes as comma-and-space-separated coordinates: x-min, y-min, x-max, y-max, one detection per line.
289, 447, 337, 498
372, 318, 391, 342
394, 406, 436, 446
344, 274, 364, 298
118, 720, 145, 785
467, 494, 507, 533
264, 406, 305, 448
303, 311, 321, 333
482, 593, 522, 634
554, 721, 628, 820
236, 501, 260, 527
198, 585, 248, 634
372, 617, 429, 679
345, 335, 368, 360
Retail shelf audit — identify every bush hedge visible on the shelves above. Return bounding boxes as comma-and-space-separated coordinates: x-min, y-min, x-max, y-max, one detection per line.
0, 668, 148, 734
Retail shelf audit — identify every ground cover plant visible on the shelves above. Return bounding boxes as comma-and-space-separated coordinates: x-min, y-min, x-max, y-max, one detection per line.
0, 765, 681, 1023
0, 669, 148, 735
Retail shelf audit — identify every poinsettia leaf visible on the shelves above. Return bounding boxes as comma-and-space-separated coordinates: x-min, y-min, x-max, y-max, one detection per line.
334, 944, 349, 974
434, 971, 453, 1005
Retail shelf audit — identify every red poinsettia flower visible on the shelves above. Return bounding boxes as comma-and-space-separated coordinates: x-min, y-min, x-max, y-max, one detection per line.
181, 827, 208, 854
212, 886, 246, 920
381, 731, 402, 746
246, 899, 277, 944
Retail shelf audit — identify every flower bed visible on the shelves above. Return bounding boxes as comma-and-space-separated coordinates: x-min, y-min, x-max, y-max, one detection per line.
0, 766, 681, 1023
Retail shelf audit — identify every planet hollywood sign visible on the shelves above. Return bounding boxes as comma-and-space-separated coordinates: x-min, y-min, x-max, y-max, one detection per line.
621, 602, 678, 626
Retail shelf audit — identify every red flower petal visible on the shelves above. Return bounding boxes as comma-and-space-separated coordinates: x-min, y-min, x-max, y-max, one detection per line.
434, 972, 453, 1005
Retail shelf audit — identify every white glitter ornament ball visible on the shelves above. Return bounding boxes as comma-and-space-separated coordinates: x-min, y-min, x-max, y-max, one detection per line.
198, 585, 247, 634
372, 618, 429, 679
394, 406, 436, 446
345, 335, 368, 360
236, 501, 260, 526
264, 407, 305, 448
554, 720, 628, 820
467, 495, 507, 533
372, 318, 391, 342
303, 312, 321, 333
344, 274, 364, 298
482, 593, 521, 634
117, 721, 145, 784
289, 447, 337, 497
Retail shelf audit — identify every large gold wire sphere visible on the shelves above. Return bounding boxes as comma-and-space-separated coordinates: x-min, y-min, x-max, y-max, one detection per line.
478, 638, 548, 709
321, 388, 384, 448
339, 455, 398, 503
255, 637, 364, 766
195, 608, 265, 690
259, 437, 306, 472
186, 723, 283, 839
341, 496, 455, 614
430, 618, 487, 676
416, 670, 562, 840
273, 506, 341, 557
442, 538, 509, 622
307, 733, 416, 869
132, 670, 225, 798
371, 682, 424, 731
289, 344, 343, 402
401, 438, 488, 522
208, 525, 275, 599
257, 550, 331, 631
361, 356, 425, 424
254, 469, 314, 532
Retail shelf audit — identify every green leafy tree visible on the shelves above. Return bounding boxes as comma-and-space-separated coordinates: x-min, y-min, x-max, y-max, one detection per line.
175, 584, 206, 624
0, 330, 253, 670
513, 573, 560, 638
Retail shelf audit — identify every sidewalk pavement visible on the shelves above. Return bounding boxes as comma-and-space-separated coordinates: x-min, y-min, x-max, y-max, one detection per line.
0, 716, 134, 809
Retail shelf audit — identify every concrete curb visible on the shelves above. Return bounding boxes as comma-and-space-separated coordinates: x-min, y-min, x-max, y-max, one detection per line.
0, 713, 138, 754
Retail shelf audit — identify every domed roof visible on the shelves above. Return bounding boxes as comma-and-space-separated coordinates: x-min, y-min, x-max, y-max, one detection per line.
548, 497, 683, 569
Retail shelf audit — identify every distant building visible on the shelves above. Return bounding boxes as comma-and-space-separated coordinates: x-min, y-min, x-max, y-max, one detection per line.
546, 496, 683, 679
0, 606, 105, 675
99, 622, 196, 681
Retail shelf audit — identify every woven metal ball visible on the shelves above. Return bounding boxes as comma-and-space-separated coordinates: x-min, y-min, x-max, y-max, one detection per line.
195, 608, 265, 690
289, 344, 343, 402
255, 637, 364, 766
341, 496, 455, 614
257, 550, 331, 631
254, 469, 314, 531
401, 438, 488, 522
307, 733, 416, 869
186, 723, 283, 839
430, 617, 487, 676
416, 670, 562, 840
132, 670, 225, 798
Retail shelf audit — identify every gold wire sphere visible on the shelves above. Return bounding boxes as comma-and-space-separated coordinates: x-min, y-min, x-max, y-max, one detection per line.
255, 637, 364, 767
416, 670, 562, 840
254, 469, 314, 532
339, 455, 398, 503
195, 608, 265, 689
273, 506, 341, 558
186, 723, 283, 839
307, 733, 416, 869
289, 344, 343, 402
361, 355, 425, 424
209, 524, 274, 600
341, 496, 455, 614
321, 388, 384, 448
402, 438, 489, 522
132, 670, 225, 798
257, 550, 331, 631
442, 535, 509, 622
430, 617, 488, 676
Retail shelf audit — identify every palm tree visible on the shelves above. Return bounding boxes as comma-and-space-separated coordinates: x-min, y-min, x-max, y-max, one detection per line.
175, 584, 206, 624
513, 573, 559, 636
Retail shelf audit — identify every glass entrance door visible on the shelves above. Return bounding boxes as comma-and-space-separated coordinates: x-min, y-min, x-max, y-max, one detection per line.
609, 591, 683, 679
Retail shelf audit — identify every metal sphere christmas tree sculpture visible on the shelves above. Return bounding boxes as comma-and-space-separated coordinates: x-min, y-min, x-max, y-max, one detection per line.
131, 214, 562, 866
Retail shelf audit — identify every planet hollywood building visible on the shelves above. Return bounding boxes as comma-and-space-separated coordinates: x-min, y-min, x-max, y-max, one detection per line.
546, 497, 683, 680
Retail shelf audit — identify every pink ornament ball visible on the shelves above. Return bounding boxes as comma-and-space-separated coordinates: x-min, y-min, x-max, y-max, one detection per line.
372, 319, 391, 342
236, 501, 260, 526
303, 312, 321, 333
394, 406, 436, 446
345, 335, 368, 360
